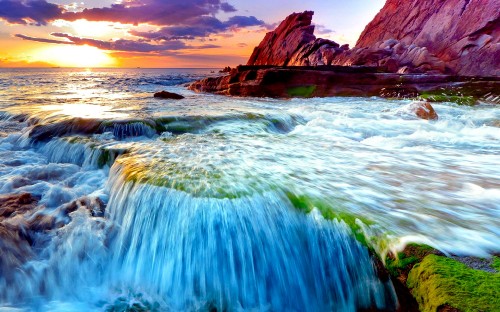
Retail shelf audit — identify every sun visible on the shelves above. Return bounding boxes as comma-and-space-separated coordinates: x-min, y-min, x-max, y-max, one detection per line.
36, 45, 116, 67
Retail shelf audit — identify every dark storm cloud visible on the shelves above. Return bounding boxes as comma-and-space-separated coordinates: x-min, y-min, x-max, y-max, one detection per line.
0, 0, 62, 25
129, 15, 264, 41
16, 32, 220, 53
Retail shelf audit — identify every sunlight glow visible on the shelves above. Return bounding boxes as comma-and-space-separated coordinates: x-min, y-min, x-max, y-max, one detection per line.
36, 45, 116, 68
42, 104, 129, 119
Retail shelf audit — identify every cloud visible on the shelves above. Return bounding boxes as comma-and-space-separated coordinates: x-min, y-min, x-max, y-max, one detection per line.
60, 0, 238, 26
0, 0, 62, 25
129, 15, 264, 41
16, 32, 220, 53
7, 0, 264, 56
15, 33, 73, 44
314, 24, 335, 35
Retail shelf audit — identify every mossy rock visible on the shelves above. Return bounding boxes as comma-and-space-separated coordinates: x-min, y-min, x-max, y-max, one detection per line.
419, 94, 477, 106
285, 192, 373, 247
286, 85, 316, 98
385, 244, 439, 281
407, 254, 500, 312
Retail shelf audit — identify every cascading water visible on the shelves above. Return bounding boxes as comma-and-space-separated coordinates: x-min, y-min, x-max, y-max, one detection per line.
0, 68, 499, 311
104, 166, 395, 311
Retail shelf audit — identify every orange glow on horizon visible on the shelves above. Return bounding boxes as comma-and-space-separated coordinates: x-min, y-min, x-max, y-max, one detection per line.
35, 45, 116, 68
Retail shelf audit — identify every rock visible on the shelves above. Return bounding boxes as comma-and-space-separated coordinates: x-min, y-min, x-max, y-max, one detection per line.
407, 254, 500, 312
189, 65, 500, 99
153, 91, 185, 99
219, 66, 232, 73
247, 11, 316, 66
0, 193, 39, 282
0, 193, 38, 220
355, 0, 500, 76
410, 101, 439, 120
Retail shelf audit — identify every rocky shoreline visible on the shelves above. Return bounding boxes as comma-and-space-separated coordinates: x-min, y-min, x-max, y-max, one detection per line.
189, 65, 500, 102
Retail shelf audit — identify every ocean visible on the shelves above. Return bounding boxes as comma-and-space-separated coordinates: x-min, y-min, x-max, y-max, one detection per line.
0, 68, 499, 311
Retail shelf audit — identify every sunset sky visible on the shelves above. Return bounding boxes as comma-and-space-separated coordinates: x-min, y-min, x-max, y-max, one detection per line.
0, 0, 385, 68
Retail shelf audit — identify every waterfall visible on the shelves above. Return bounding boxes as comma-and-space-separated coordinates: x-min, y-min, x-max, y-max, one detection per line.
103, 165, 396, 311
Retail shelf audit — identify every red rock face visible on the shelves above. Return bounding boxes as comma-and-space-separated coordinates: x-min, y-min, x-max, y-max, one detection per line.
355, 0, 500, 76
247, 11, 316, 66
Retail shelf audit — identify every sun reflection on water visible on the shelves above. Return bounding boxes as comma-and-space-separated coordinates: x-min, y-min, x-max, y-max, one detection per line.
42, 103, 130, 119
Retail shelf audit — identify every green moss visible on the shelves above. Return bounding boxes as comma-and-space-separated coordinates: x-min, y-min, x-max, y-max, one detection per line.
386, 253, 419, 276
385, 243, 436, 276
493, 257, 500, 271
285, 192, 372, 247
419, 93, 477, 106
407, 254, 500, 312
286, 85, 316, 98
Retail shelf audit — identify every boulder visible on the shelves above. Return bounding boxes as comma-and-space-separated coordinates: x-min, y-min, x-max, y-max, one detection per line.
154, 91, 185, 99
409, 101, 439, 120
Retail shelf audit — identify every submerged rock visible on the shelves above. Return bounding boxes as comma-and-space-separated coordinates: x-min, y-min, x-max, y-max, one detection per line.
0, 193, 39, 282
0, 193, 38, 219
153, 90, 185, 99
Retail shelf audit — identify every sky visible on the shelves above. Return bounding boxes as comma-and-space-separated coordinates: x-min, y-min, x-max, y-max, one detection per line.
0, 0, 385, 68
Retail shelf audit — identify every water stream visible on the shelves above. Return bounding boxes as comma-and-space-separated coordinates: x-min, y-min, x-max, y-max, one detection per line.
0, 68, 498, 311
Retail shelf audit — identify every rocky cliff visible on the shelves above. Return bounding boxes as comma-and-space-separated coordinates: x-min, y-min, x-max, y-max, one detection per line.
247, 0, 499, 76
355, 0, 500, 76
247, 11, 316, 66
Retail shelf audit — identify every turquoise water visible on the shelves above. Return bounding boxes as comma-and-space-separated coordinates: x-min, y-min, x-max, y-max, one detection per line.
0, 68, 498, 311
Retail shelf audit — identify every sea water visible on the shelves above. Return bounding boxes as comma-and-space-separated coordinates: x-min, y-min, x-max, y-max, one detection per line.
0, 68, 498, 311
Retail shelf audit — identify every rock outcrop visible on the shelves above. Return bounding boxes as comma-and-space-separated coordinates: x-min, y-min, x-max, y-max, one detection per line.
247, 11, 316, 66
246, 2, 499, 76
189, 65, 499, 99
355, 0, 500, 76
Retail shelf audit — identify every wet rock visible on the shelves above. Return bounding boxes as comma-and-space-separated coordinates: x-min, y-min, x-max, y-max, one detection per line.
0, 193, 38, 220
189, 65, 500, 98
0, 193, 39, 282
29, 118, 101, 142
410, 101, 439, 120
153, 90, 185, 99
0, 223, 33, 281
61, 196, 106, 218
407, 254, 500, 312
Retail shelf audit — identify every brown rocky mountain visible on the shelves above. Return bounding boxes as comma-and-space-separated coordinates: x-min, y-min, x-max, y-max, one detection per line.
247, 11, 316, 66
355, 0, 499, 76
247, 0, 499, 76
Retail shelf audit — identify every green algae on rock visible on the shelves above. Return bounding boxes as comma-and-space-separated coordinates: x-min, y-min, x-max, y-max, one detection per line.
407, 254, 500, 312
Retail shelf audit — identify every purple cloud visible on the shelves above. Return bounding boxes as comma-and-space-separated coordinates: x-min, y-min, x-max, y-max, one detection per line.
129, 15, 264, 41
15, 33, 72, 44
0, 0, 62, 25
8, 0, 264, 55
16, 32, 220, 53
61, 0, 237, 26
